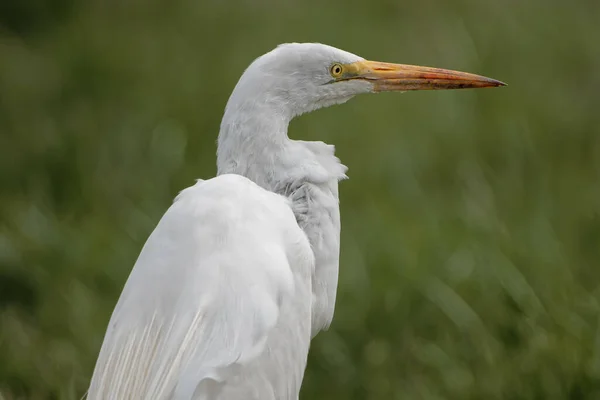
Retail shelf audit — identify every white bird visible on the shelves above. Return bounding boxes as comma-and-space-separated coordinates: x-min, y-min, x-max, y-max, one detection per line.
88, 43, 504, 400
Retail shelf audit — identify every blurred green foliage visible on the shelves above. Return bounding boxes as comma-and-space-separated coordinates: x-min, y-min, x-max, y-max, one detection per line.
1, 0, 600, 398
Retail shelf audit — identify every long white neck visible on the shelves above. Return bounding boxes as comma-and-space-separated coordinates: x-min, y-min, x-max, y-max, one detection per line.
216, 96, 347, 194
217, 96, 291, 189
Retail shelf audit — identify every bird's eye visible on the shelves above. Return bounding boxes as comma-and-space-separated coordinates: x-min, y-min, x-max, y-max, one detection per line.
330, 63, 344, 78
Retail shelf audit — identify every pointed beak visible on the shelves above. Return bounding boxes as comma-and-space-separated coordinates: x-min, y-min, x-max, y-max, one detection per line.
343, 60, 506, 91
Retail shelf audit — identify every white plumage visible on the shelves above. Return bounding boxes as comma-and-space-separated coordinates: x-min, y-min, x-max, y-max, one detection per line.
89, 175, 314, 399
88, 43, 503, 399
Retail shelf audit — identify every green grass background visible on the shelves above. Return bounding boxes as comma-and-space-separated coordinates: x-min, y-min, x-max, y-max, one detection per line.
1, 0, 600, 398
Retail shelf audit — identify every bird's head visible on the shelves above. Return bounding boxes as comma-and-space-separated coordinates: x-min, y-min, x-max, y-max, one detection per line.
227, 43, 505, 119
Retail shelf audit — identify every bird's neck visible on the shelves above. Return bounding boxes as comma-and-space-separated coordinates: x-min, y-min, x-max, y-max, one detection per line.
216, 103, 347, 193
217, 101, 290, 189
217, 94, 346, 195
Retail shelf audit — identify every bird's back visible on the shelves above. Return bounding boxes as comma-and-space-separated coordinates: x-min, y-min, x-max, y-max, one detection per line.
88, 174, 314, 400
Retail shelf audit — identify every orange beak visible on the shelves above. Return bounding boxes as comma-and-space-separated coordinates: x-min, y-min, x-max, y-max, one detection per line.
343, 60, 506, 91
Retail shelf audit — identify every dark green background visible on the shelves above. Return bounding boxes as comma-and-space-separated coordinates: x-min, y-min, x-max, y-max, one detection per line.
1, 0, 600, 398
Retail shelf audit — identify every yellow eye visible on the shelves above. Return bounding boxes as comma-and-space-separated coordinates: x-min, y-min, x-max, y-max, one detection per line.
330, 63, 343, 78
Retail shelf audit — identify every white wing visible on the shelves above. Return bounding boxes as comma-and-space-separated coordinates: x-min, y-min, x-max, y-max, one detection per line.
88, 174, 314, 400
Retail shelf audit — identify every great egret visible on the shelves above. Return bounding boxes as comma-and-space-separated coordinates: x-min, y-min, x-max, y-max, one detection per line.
88, 43, 504, 399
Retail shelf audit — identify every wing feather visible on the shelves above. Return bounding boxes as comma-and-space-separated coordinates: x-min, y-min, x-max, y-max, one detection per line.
88, 174, 314, 400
